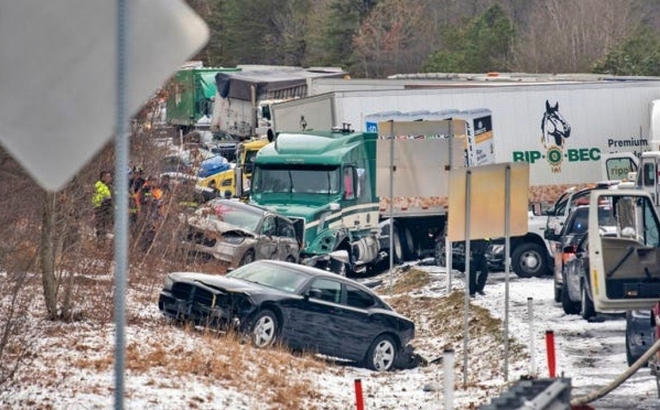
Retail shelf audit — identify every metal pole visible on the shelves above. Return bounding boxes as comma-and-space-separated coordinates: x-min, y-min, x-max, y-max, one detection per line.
446, 120, 453, 292
528, 297, 536, 376
444, 348, 455, 410
114, 0, 129, 408
503, 165, 511, 381
462, 169, 472, 387
388, 120, 394, 294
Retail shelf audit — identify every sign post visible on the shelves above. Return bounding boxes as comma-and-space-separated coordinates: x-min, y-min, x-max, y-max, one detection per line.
448, 162, 529, 385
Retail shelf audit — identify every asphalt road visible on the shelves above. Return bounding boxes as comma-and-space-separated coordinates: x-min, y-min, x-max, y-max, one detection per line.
482, 270, 660, 409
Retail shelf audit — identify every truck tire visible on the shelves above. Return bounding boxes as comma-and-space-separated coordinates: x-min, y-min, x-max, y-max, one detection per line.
401, 227, 415, 260
391, 224, 403, 263
580, 283, 596, 320
561, 281, 580, 315
511, 243, 547, 278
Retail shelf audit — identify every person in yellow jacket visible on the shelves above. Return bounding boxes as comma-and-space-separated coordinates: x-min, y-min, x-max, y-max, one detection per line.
92, 171, 113, 239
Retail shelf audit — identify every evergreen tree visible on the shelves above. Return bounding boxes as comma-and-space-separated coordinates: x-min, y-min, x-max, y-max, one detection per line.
592, 27, 660, 76
423, 4, 514, 73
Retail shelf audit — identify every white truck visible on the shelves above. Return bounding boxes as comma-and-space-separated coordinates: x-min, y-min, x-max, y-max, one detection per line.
209, 66, 346, 139
268, 77, 660, 277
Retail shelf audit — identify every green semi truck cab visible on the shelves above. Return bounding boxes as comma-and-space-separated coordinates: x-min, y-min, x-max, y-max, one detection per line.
247, 127, 382, 273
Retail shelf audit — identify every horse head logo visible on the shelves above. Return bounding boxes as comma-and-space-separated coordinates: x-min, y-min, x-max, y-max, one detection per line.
541, 100, 571, 148
540, 100, 572, 173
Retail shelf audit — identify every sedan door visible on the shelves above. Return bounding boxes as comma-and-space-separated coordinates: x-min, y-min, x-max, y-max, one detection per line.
275, 217, 300, 261
255, 215, 279, 261
328, 283, 385, 361
287, 277, 343, 354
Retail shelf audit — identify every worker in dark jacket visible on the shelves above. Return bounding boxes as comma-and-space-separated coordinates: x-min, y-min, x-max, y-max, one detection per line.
92, 171, 113, 239
469, 238, 490, 296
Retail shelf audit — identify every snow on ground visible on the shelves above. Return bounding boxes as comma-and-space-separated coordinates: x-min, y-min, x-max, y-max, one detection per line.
1, 261, 659, 409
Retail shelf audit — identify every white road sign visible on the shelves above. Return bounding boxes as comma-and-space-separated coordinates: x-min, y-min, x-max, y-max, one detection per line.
0, 0, 209, 191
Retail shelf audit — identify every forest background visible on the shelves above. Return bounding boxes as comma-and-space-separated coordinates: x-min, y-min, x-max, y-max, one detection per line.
188, 0, 660, 77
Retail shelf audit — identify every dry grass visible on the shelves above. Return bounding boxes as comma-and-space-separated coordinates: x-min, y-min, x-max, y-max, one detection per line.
389, 268, 431, 293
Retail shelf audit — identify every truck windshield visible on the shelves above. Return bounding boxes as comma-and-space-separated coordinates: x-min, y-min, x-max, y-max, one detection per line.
252, 165, 340, 194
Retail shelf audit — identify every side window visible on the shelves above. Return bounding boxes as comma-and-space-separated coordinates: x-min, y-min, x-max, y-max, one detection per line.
276, 218, 295, 238
643, 163, 656, 187
346, 284, 376, 309
261, 216, 276, 236
553, 194, 569, 216
642, 198, 660, 247
343, 167, 355, 200
309, 278, 341, 303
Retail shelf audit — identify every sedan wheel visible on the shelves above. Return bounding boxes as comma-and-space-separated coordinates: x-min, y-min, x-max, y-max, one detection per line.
561, 281, 580, 315
239, 250, 255, 266
365, 334, 397, 372
580, 284, 596, 320
251, 310, 278, 348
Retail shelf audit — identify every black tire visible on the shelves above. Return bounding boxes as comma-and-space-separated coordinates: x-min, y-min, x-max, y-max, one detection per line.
554, 286, 561, 303
391, 224, 403, 263
401, 227, 415, 260
239, 249, 255, 266
580, 283, 596, 320
625, 333, 636, 367
364, 334, 397, 372
561, 281, 580, 315
250, 310, 279, 348
434, 239, 446, 268
511, 242, 547, 278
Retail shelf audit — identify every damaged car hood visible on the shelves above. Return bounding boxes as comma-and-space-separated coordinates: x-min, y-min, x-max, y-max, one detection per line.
187, 216, 256, 238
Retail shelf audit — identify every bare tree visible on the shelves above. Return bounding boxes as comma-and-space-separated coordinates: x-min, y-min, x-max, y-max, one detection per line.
353, 0, 434, 77
513, 0, 642, 73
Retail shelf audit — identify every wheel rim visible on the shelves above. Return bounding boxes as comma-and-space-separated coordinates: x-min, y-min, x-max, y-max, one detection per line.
253, 315, 275, 347
372, 339, 395, 371
521, 251, 540, 273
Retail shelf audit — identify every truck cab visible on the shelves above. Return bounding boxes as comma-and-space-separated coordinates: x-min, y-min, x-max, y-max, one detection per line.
246, 127, 382, 273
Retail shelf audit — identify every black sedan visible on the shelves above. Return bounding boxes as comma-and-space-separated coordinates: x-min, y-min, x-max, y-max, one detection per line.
158, 260, 416, 371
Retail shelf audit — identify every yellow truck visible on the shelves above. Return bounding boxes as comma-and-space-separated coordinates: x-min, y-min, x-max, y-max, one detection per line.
197, 137, 271, 198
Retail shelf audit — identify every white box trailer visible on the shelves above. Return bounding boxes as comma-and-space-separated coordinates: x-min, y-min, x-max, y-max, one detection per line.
271, 81, 660, 199
270, 80, 660, 278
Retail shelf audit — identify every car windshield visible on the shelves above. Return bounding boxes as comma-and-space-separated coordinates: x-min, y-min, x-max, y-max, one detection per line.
198, 201, 263, 231
227, 262, 310, 293
252, 165, 340, 194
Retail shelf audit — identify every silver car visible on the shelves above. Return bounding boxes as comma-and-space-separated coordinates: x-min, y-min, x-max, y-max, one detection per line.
181, 199, 300, 268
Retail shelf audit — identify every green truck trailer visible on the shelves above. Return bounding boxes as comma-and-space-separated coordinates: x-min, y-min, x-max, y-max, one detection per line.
166, 67, 241, 134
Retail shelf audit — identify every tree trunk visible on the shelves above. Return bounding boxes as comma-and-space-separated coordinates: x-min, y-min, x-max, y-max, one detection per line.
40, 190, 59, 320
